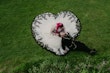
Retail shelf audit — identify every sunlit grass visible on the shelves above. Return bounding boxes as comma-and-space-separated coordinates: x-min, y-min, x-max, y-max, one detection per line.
0, 0, 110, 73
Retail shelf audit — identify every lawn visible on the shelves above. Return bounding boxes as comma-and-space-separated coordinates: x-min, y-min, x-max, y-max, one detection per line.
0, 0, 110, 73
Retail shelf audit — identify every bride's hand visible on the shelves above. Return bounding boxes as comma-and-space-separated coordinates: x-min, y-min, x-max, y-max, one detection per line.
60, 32, 66, 37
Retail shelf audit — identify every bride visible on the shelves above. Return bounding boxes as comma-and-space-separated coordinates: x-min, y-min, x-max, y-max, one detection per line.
32, 11, 97, 55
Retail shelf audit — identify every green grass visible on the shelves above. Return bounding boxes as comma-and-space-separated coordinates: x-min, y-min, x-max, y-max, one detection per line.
0, 0, 110, 73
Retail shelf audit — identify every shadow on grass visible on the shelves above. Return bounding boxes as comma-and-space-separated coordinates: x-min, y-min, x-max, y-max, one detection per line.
63, 41, 97, 56
74, 41, 97, 55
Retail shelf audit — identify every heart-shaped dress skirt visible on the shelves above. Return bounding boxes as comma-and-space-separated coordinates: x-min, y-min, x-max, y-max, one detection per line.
32, 11, 81, 55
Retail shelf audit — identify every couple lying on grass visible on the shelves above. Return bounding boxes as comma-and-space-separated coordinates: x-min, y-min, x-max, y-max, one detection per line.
51, 22, 96, 55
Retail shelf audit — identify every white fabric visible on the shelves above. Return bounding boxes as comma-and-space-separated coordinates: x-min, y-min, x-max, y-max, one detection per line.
32, 11, 80, 55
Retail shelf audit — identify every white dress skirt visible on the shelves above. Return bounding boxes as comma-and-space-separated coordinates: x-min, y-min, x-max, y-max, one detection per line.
32, 11, 81, 55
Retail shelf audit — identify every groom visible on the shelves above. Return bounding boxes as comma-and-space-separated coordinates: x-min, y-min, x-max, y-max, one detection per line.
51, 23, 97, 55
